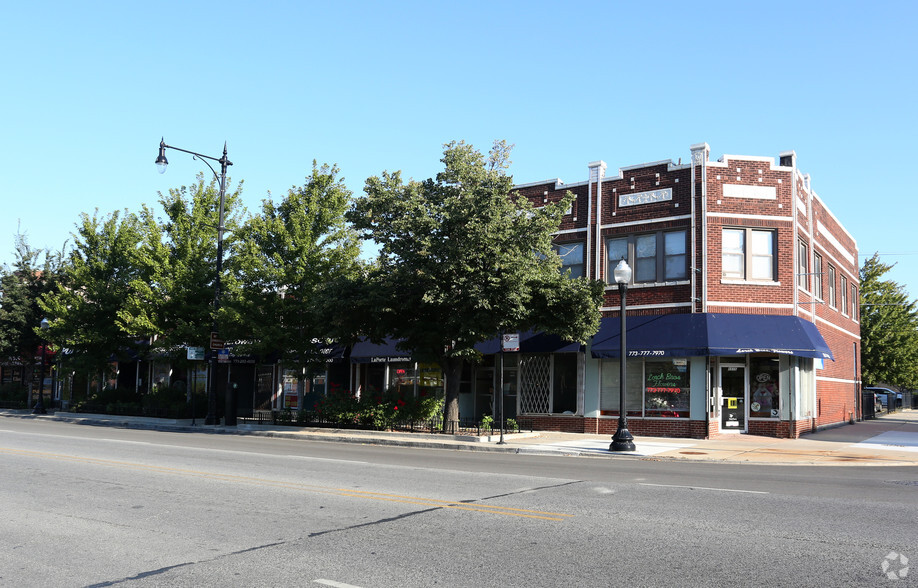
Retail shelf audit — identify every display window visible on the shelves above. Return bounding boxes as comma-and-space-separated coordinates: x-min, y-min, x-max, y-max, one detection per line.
388, 362, 416, 394
418, 363, 443, 396
749, 356, 779, 418
601, 358, 691, 418
643, 360, 690, 418
282, 368, 299, 409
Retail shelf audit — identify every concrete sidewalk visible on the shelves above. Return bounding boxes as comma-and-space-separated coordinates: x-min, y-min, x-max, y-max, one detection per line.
5, 409, 918, 466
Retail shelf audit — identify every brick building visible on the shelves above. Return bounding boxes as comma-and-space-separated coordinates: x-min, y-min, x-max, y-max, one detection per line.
476, 143, 860, 439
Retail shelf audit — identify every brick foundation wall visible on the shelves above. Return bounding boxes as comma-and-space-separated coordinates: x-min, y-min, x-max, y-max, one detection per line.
518, 415, 709, 439
519, 414, 816, 440
747, 419, 815, 438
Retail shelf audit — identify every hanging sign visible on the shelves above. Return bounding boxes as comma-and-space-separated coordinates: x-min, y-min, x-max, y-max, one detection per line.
502, 333, 520, 352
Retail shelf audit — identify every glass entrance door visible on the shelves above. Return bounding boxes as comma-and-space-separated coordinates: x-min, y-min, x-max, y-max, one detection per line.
720, 365, 746, 432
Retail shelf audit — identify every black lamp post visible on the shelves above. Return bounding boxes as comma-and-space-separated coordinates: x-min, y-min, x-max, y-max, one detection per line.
32, 318, 50, 414
610, 259, 636, 452
156, 138, 233, 426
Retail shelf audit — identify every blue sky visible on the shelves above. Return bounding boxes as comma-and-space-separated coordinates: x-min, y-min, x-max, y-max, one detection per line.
2, 1, 916, 298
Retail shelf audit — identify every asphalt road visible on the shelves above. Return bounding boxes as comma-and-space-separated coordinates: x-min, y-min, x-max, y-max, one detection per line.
1, 419, 916, 587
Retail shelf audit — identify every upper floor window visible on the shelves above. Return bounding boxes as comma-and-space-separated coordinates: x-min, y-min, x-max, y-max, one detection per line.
722, 228, 775, 281
606, 230, 688, 284
851, 284, 858, 319
555, 242, 584, 278
841, 275, 848, 316
798, 241, 808, 289
813, 253, 823, 300
827, 264, 837, 308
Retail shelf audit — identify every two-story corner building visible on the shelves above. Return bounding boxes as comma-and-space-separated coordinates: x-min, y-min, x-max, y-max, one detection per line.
495, 143, 860, 439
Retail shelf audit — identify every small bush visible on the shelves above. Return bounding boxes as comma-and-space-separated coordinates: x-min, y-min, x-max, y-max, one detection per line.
0, 383, 28, 403
313, 384, 445, 430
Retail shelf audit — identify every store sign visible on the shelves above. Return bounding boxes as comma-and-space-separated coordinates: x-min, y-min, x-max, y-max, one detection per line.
628, 350, 664, 357
370, 356, 411, 363
284, 393, 299, 409
210, 332, 224, 350
618, 188, 672, 207
502, 333, 520, 352
646, 387, 683, 394
736, 348, 793, 355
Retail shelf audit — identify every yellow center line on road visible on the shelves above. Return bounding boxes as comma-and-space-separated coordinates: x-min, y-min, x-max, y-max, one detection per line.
0, 446, 573, 521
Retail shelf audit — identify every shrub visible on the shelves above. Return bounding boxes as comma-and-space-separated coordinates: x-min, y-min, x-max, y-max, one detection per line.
0, 383, 28, 404
314, 384, 360, 425
312, 384, 445, 430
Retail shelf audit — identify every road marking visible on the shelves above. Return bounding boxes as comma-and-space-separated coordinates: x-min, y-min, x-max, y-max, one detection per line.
0, 429, 371, 464
639, 483, 769, 494
0, 446, 573, 521
315, 580, 364, 588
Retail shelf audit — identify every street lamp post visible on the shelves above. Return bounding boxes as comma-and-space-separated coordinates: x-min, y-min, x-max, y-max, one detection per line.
610, 259, 636, 452
32, 318, 50, 415
156, 139, 233, 426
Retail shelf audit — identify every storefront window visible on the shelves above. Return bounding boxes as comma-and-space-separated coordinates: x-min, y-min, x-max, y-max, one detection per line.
749, 356, 779, 418
189, 364, 207, 394
552, 353, 578, 413
600, 359, 644, 417
388, 362, 416, 394
362, 364, 385, 396
601, 358, 691, 418
643, 360, 690, 418
311, 373, 326, 397
282, 369, 299, 410
418, 363, 443, 396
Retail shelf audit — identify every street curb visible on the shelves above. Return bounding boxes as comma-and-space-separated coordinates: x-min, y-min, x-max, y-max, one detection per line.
5, 410, 917, 466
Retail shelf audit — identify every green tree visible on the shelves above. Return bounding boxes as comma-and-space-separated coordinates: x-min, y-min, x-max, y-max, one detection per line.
859, 253, 918, 389
226, 162, 362, 373
344, 141, 605, 431
39, 210, 146, 388
0, 234, 65, 396
121, 174, 245, 358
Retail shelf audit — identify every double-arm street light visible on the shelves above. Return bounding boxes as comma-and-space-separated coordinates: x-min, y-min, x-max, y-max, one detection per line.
609, 259, 636, 452
156, 139, 233, 426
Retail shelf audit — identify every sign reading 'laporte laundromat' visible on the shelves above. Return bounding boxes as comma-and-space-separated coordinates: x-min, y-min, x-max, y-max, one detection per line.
618, 188, 672, 207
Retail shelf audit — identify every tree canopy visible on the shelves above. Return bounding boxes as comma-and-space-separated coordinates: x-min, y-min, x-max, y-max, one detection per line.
345, 141, 605, 428
0, 234, 64, 370
225, 161, 363, 372
117, 174, 245, 358
859, 253, 918, 389
39, 210, 147, 381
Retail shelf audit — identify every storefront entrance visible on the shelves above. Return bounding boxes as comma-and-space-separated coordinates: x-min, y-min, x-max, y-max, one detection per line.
720, 364, 746, 432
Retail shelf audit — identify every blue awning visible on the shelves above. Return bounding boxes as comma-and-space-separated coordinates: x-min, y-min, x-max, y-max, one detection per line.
590, 313, 833, 360
350, 338, 415, 364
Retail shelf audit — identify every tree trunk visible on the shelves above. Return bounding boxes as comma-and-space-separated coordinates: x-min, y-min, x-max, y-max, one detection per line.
441, 356, 463, 434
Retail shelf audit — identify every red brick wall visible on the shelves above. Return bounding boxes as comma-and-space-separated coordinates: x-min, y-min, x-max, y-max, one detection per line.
515, 147, 861, 438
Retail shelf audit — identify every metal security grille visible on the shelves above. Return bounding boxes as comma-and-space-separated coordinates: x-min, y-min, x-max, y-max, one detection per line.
519, 354, 551, 414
